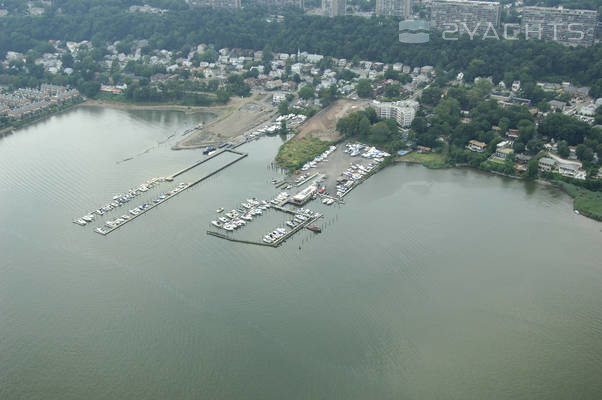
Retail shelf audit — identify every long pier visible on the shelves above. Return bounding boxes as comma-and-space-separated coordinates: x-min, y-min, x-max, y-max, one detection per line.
96, 150, 247, 235
168, 148, 245, 180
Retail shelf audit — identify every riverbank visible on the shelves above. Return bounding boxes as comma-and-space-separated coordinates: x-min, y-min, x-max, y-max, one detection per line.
173, 94, 276, 150
81, 98, 223, 114
396, 152, 602, 222
0, 100, 83, 138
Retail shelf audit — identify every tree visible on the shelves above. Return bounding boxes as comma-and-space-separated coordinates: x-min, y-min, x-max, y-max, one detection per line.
557, 140, 570, 158
280, 120, 288, 135
298, 84, 315, 100
420, 86, 443, 106
356, 79, 372, 98
513, 141, 525, 153
384, 83, 401, 99
278, 100, 289, 115
527, 157, 539, 179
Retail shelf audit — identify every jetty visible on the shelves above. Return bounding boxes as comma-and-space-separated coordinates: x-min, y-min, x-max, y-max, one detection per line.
93, 149, 247, 235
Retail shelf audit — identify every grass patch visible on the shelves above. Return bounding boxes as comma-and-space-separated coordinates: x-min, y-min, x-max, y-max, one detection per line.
554, 181, 602, 221
275, 136, 331, 171
399, 151, 448, 169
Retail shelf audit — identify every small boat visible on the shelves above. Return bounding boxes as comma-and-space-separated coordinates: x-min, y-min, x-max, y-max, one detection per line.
307, 225, 321, 233
216, 208, 224, 213
211, 220, 223, 228
73, 219, 87, 226
219, 217, 229, 223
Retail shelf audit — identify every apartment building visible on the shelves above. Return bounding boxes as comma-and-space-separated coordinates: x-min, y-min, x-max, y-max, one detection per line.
322, 0, 346, 17
429, 0, 501, 35
374, 100, 419, 127
376, 0, 412, 18
521, 6, 598, 47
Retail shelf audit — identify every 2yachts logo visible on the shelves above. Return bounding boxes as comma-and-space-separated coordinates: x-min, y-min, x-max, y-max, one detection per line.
399, 20, 430, 44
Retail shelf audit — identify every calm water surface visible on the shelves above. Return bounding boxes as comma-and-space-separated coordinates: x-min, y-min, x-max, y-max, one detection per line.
0, 106, 601, 400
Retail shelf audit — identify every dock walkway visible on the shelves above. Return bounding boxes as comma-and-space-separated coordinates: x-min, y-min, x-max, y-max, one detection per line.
97, 150, 247, 235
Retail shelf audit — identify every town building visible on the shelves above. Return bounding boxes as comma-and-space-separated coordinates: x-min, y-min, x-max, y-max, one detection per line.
322, 0, 346, 17
521, 6, 598, 47
376, 0, 412, 18
429, 0, 501, 35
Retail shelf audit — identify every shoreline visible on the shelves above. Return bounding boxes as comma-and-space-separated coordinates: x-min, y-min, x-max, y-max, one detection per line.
395, 158, 600, 222
0, 100, 83, 138
80, 98, 228, 114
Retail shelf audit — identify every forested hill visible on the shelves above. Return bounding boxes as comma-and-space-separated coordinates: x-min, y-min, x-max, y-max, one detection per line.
0, 2, 601, 88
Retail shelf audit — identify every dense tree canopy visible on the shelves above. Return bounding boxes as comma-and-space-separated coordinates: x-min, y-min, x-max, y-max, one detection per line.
0, 3, 600, 87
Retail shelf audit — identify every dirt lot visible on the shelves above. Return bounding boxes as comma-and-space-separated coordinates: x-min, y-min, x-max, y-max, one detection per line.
296, 99, 367, 142
174, 93, 276, 149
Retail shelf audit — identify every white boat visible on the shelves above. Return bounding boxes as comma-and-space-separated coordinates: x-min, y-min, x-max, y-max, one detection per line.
216, 208, 224, 213
73, 219, 87, 226
219, 217, 229, 223
211, 220, 223, 228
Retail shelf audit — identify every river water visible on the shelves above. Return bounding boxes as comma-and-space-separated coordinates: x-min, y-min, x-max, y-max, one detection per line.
1, 106, 601, 400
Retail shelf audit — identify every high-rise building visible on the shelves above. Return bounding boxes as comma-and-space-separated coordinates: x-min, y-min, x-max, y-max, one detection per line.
429, 0, 501, 35
376, 0, 412, 19
186, 0, 241, 9
521, 6, 598, 47
322, 0, 345, 17
249, 0, 304, 9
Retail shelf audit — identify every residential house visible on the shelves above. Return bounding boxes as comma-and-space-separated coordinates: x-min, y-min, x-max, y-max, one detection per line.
467, 140, 487, 152
538, 157, 556, 171
494, 148, 514, 160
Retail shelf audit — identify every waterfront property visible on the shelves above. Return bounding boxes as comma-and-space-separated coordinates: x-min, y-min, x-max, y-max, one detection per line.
467, 139, 487, 152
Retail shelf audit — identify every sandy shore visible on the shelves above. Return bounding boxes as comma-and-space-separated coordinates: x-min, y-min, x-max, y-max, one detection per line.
81, 98, 227, 114
173, 93, 276, 150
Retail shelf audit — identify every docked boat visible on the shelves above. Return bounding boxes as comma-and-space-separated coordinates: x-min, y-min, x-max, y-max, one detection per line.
218, 216, 229, 223
211, 220, 223, 228
216, 207, 224, 213
73, 219, 87, 226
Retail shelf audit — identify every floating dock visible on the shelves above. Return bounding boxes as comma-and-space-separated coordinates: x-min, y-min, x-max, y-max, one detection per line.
206, 212, 322, 248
